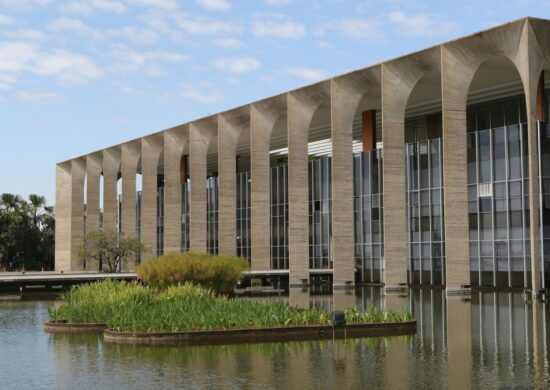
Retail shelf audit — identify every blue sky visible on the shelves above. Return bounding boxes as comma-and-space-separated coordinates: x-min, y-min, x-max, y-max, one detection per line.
0, 0, 549, 205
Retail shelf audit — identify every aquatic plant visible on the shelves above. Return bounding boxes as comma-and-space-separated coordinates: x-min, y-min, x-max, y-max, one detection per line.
49, 280, 413, 333
136, 252, 248, 294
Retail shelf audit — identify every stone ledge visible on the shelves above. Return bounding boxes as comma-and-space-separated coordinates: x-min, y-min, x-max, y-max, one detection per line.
103, 321, 416, 346
44, 320, 107, 334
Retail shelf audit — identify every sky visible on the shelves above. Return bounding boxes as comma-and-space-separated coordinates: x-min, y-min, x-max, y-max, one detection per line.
0, 0, 549, 205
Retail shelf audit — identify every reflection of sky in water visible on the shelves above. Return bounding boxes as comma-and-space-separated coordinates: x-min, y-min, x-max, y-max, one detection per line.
0, 288, 549, 389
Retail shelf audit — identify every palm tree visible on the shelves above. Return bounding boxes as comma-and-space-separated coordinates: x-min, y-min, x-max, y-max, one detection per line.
27, 194, 47, 230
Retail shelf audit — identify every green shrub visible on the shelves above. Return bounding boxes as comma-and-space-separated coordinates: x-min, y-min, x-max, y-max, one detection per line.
136, 252, 248, 294
49, 280, 413, 333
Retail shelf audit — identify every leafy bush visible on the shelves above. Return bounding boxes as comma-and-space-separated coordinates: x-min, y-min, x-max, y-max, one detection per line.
49, 280, 413, 333
136, 252, 248, 294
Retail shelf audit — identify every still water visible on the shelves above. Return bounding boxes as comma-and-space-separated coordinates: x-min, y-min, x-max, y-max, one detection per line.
1, 288, 549, 390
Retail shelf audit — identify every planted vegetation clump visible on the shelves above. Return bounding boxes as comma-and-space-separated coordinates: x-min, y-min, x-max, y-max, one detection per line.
136, 252, 248, 294
48, 280, 413, 333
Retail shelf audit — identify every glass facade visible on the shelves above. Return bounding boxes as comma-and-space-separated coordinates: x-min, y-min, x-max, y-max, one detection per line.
309, 158, 332, 269
405, 115, 445, 286
467, 96, 530, 288
206, 176, 219, 255
270, 164, 289, 269
236, 171, 251, 263
156, 181, 164, 257
181, 179, 190, 252
354, 148, 384, 284
136, 190, 142, 264
538, 121, 550, 288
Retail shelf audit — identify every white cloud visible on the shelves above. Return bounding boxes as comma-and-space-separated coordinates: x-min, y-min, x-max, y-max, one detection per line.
0, 72, 17, 90
180, 85, 223, 103
16, 90, 59, 103
2, 29, 45, 41
316, 19, 384, 41
252, 13, 305, 39
196, 0, 231, 11
316, 40, 334, 49
108, 48, 190, 75
264, 0, 292, 5
388, 11, 458, 38
108, 26, 158, 44
214, 57, 261, 73
0, 42, 37, 73
126, 0, 177, 9
175, 15, 243, 35
213, 38, 244, 48
92, 0, 126, 12
48, 17, 104, 39
285, 66, 326, 81
30, 50, 102, 84
0, 42, 102, 87
61, 0, 126, 14
0, 13, 15, 25
0, 0, 51, 9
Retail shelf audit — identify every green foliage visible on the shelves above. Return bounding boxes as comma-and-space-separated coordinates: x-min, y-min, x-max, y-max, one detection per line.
137, 252, 248, 294
49, 280, 413, 333
0, 193, 55, 271
79, 230, 147, 273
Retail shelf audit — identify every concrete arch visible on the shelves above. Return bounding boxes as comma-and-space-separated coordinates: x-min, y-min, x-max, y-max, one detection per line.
218, 108, 250, 256
102, 147, 121, 234
121, 139, 141, 256
331, 67, 382, 287
164, 126, 188, 254
86, 152, 102, 236
287, 81, 330, 286
382, 46, 441, 289
55, 158, 86, 271
441, 18, 534, 291
141, 134, 163, 261
250, 94, 287, 271
189, 117, 218, 253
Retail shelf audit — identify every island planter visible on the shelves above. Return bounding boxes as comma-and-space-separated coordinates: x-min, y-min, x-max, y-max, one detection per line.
103, 320, 416, 346
44, 320, 108, 334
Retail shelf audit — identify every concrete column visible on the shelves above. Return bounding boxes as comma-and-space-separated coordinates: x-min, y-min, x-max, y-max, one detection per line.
331, 79, 358, 288
441, 48, 472, 291
287, 92, 313, 286
141, 135, 162, 260
382, 65, 415, 289
85, 153, 102, 235
54, 158, 85, 271
102, 147, 120, 233
164, 128, 187, 254
218, 114, 242, 256
250, 104, 274, 270
518, 20, 546, 294
55, 162, 71, 271
189, 124, 208, 253
121, 141, 140, 239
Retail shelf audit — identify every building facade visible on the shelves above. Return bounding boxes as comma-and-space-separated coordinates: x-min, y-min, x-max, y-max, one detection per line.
55, 17, 550, 295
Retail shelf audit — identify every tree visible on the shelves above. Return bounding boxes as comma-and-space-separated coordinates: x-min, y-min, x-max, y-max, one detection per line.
0, 193, 55, 271
79, 230, 147, 273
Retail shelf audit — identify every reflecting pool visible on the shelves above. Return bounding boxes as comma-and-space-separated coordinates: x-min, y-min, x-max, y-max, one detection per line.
1, 288, 549, 389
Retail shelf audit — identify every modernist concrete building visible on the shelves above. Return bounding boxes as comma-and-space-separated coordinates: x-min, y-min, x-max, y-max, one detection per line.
56, 17, 550, 295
